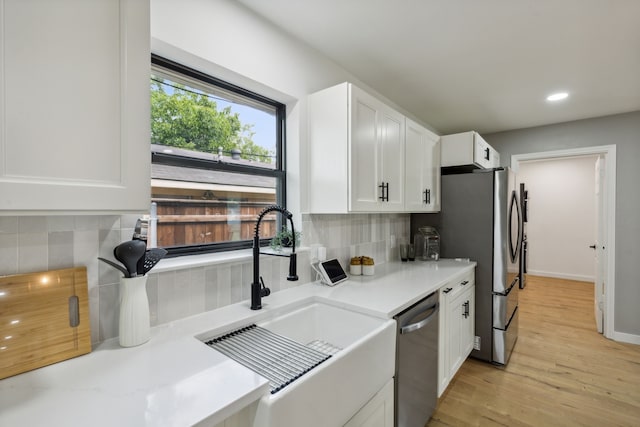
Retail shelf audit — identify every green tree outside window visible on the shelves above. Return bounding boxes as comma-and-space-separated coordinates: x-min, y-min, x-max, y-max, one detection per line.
150, 78, 273, 163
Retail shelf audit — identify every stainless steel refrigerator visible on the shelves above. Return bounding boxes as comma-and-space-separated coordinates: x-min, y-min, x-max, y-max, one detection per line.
411, 168, 522, 365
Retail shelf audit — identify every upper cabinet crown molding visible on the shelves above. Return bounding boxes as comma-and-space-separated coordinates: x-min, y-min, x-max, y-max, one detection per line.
307, 82, 440, 214
0, 0, 150, 213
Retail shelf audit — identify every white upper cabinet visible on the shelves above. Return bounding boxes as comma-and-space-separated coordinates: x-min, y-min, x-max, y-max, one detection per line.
441, 131, 500, 169
351, 86, 405, 212
308, 82, 405, 213
0, 0, 150, 213
404, 118, 441, 212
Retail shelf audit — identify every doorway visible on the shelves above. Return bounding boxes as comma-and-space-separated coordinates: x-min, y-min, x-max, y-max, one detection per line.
511, 145, 616, 339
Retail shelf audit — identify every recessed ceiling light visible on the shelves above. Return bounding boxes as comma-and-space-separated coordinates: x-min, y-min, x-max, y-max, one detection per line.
546, 92, 569, 102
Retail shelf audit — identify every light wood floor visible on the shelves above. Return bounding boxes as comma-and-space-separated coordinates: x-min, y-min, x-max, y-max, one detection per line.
428, 275, 640, 427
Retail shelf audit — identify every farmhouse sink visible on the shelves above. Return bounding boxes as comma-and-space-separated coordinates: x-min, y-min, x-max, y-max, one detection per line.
205, 301, 396, 427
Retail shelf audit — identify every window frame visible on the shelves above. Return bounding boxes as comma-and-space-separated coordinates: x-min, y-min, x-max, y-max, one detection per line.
150, 54, 287, 256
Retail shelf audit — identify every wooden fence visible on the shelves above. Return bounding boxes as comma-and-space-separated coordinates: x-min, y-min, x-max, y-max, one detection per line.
154, 199, 277, 247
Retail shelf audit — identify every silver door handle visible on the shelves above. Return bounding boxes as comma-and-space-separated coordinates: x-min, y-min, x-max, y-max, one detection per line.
400, 303, 439, 334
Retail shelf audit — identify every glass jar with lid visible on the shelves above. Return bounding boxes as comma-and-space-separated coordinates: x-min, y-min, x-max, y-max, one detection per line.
414, 226, 440, 261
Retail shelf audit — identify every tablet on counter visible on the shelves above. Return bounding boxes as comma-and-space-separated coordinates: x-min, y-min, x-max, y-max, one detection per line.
318, 258, 348, 286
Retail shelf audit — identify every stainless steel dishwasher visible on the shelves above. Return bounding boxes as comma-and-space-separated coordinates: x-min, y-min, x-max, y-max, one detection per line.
394, 291, 439, 427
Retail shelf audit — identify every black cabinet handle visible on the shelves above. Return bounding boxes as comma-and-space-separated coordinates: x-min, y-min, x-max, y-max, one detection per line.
443, 287, 453, 294
484, 148, 490, 160
423, 189, 431, 204
378, 182, 389, 202
460, 280, 469, 286
462, 300, 470, 318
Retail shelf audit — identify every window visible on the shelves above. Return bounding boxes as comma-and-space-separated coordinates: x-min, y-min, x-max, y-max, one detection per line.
150, 55, 286, 255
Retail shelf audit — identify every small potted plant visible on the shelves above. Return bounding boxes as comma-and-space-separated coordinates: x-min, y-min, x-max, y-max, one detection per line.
270, 225, 301, 251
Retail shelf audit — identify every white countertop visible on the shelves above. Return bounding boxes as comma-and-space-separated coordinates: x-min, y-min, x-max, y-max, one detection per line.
0, 259, 475, 427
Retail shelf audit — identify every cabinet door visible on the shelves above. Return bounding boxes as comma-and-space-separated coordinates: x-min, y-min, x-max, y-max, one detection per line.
344, 378, 394, 427
378, 104, 404, 212
447, 290, 465, 377
350, 86, 382, 211
461, 285, 476, 358
0, 0, 150, 212
473, 132, 493, 169
404, 118, 440, 212
349, 86, 404, 212
438, 286, 451, 397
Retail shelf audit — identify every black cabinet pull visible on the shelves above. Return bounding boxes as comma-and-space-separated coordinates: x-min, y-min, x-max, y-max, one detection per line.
424, 189, 430, 204
443, 287, 453, 294
378, 182, 389, 202
460, 280, 469, 286
462, 300, 470, 318
484, 147, 490, 160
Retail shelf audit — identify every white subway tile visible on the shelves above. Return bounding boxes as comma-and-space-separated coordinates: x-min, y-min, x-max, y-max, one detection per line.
17, 232, 47, 273
0, 217, 18, 234
18, 216, 47, 234
47, 216, 75, 232
0, 233, 18, 276
217, 265, 231, 307
204, 267, 218, 311
98, 283, 119, 341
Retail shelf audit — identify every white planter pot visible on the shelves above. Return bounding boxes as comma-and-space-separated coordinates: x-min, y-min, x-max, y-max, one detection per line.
119, 275, 150, 347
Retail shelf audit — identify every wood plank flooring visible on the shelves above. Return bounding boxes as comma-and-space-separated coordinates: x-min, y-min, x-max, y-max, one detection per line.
427, 275, 640, 427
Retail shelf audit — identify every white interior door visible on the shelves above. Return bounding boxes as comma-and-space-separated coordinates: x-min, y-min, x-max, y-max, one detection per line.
594, 156, 606, 333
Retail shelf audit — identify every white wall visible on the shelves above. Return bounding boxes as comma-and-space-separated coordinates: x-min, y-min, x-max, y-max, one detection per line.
519, 156, 597, 282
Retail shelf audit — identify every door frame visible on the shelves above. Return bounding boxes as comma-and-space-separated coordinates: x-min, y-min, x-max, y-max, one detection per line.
511, 145, 616, 339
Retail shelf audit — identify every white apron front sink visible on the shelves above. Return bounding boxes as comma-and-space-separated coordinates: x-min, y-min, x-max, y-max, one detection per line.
204, 301, 396, 427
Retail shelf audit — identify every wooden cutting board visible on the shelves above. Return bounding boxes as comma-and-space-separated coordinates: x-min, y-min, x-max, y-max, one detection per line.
0, 267, 91, 380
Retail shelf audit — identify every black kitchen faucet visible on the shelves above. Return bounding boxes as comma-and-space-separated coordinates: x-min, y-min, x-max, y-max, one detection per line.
251, 205, 298, 310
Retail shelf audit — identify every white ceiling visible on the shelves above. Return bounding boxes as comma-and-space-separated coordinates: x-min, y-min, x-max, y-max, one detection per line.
238, 0, 640, 135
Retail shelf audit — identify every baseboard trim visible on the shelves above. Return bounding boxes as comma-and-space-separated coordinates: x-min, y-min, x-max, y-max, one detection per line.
527, 270, 594, 283
612, 331, 640, 345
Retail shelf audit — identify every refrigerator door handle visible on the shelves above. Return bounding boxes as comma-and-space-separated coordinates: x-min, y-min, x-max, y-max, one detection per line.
508, 190, 523, 263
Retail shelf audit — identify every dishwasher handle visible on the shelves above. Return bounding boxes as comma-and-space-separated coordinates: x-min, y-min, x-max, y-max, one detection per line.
399, 302, 439, 334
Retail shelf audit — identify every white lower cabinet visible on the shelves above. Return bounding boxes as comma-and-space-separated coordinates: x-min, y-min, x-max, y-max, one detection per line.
214, 379, 394, 427
344, 378, 394, 427
438, 269, 475, 396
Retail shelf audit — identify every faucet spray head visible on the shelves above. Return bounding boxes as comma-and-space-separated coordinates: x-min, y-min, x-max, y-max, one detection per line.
287, 252, 298, 281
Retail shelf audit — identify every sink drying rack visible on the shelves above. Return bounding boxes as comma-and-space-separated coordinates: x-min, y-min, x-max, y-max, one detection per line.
204, 324, 340, 394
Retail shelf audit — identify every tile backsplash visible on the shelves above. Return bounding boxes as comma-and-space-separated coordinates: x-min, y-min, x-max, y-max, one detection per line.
0, 213, 409, 345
